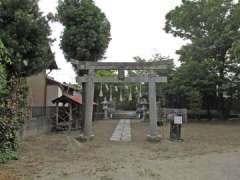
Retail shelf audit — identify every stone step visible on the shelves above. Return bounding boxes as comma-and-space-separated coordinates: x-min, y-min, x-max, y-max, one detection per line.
111, 114, 137, 119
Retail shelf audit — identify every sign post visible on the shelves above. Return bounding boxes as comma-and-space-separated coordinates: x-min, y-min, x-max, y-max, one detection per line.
170, 115, 183, 141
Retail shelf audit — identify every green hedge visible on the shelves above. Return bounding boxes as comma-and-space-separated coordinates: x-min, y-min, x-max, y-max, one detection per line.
0, 110, 19, 164
0, 149, 17, 164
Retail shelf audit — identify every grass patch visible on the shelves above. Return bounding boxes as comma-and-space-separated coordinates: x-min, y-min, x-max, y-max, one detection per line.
0, 150, 18, 164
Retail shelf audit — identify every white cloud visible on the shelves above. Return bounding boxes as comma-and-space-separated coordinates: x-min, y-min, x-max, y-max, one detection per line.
39, 0, 185, 83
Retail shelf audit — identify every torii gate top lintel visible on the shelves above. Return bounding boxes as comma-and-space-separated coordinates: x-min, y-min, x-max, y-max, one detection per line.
71, 59, 173, 70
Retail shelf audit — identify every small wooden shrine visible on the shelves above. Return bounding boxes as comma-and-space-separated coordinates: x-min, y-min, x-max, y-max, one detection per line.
52, 95, 83, 131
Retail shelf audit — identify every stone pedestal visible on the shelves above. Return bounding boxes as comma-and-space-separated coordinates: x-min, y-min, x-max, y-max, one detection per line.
147, 134, 161, 142
104, 109, 108, 120
77, 134, 95, 142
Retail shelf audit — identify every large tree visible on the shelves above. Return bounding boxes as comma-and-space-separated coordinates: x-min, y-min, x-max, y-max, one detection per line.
57, 0, 111, 64
57, 0, 111, 126
0, 0, 54, 77
165, 0, 240, 118
165, 60, 217, 119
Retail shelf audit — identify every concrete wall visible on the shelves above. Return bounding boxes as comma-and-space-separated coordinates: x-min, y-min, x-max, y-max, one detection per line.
27, 71, 64, 107
27, 71, 46, 107
20, 107, 56, 138
46, 85, 63, 106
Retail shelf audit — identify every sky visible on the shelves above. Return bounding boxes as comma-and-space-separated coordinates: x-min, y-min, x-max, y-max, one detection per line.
38, 0, 185, 83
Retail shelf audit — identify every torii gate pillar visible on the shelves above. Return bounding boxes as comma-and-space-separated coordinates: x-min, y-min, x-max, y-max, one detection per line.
148, 80, 161, 141
83, 69, 95, 139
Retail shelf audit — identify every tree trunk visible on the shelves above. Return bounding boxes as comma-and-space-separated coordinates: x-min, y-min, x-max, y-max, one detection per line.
206, 101, 212, 121
217, 54, 226, 120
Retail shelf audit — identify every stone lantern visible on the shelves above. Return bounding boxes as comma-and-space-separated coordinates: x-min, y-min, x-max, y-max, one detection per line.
136, 97, 148, 121
101, 97, 109, 120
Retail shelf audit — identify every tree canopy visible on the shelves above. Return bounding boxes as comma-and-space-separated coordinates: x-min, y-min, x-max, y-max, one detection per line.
165, 0, 240, 118
57, 0, 111, 64
165, 0, 240, 71
0, 0, 54, 77
0, 40, 11, 66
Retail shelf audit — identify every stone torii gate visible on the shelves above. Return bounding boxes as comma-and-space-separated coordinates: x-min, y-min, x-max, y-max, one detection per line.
72, 60, 172, 141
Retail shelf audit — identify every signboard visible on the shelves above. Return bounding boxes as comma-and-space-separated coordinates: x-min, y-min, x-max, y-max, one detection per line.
174, 116, 183, 124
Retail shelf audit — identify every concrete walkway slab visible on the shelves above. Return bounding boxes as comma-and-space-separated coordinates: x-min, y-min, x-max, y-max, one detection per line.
110, 119, 131, 142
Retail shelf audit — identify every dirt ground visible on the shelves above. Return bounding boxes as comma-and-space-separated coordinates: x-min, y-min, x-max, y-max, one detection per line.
1, 120, 240, 180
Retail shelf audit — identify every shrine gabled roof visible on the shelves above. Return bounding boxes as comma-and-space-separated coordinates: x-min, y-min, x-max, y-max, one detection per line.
52, 95, 82, 105
52, 95, 97, 105
68, 95, 82, 104
47, 77, 74, 91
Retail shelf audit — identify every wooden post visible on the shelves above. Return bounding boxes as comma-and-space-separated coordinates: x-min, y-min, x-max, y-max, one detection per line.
148, 80, 161, 142
75, 107, 79, 129
69, 103, 72, 131
56, 102, 59, 127
81, 82, 85, 131
84, 69, 95, 139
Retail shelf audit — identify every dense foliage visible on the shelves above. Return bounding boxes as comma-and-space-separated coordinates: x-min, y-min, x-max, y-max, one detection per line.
0, 41, 15, 163
165, 0, 240, 119
0, 0, 53, 163
0, 42, 28, 163
57, 0, 111, 64
0, 0, 54, 77
0, 40, 11, 100
0, 71, 28, 163
164, 60, 218, 118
